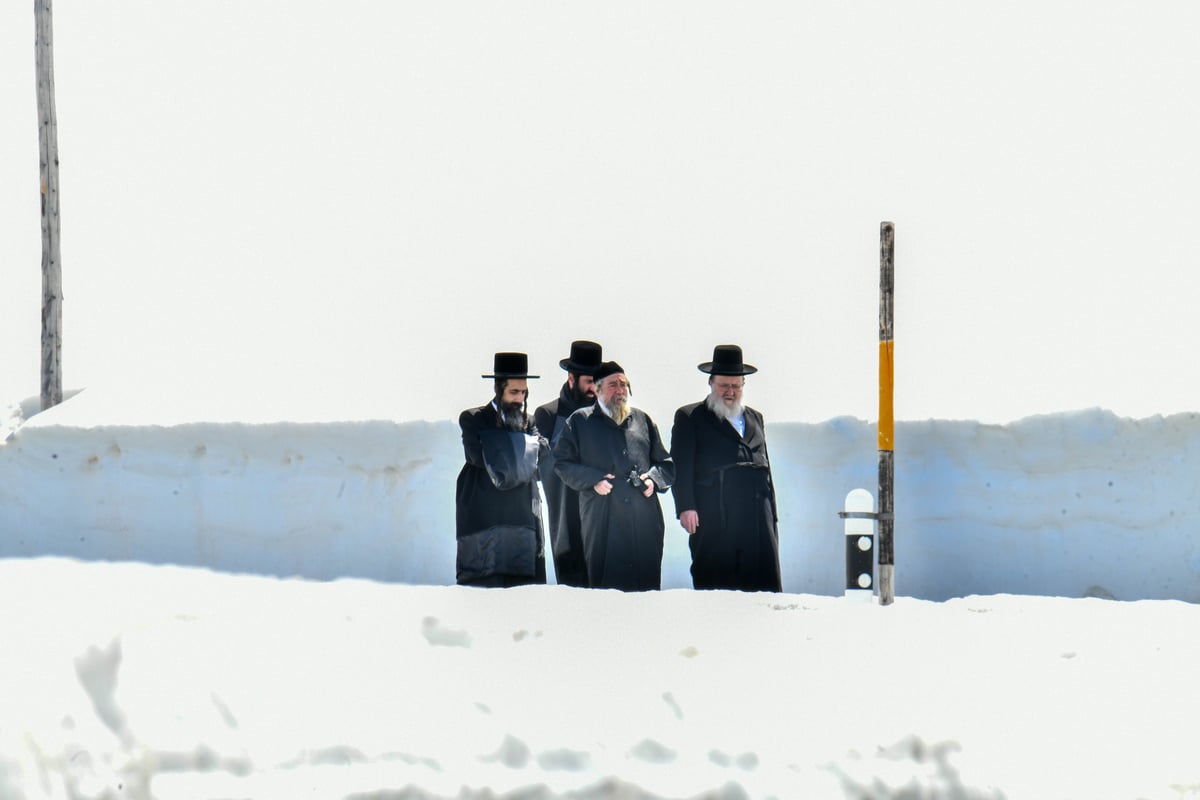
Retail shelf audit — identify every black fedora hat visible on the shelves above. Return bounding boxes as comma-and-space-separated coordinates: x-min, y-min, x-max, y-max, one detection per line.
559, 340, 603, 374
482, 352, 539, 380
698, 344, 757, 376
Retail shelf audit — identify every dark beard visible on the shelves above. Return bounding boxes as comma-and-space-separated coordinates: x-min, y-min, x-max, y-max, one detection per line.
569, 383, 593, 406
500, 402, 527, 431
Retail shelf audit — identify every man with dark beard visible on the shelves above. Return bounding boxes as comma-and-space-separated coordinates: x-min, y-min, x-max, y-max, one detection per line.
553, 362, 675, 591
455, 352, 550, 587
671, 345, 781, 592
534, 340, 603, 587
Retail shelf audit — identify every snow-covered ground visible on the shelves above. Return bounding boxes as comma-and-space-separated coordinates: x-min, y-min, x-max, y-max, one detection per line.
1, 557, 1197, 800
3, 389, 1198, 601
4, 394, 1199, 799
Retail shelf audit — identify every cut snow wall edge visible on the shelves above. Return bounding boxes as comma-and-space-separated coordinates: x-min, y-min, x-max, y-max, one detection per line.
3, 392, 1198, 602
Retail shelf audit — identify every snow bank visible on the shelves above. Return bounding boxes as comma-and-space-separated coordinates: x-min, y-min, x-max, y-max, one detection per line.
2, 390, 1198, 601
1, 391, 456, 586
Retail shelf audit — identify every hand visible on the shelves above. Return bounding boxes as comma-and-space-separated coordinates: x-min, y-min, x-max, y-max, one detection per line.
594, 474, 616, 496
679, 510, 699, 535
639, 473, 654, 498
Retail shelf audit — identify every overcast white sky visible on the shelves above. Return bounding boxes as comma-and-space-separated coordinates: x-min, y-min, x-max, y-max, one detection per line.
4, 2, 1199, 424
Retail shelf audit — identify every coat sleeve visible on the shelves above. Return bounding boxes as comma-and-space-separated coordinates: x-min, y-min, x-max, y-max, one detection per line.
459, 409, 486, 468
552, 414, 608, 492
645, 415, 675, 492
669, 406, 696, 514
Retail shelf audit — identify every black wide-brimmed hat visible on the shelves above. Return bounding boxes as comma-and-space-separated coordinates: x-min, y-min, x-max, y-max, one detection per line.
698, 344, 757, 376
559, 340, 603, 374
482, 352, 540, 379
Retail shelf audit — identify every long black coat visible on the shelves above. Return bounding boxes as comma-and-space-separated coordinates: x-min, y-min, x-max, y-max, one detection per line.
671, 401, 781, 592
533, 384, 589, 587
455, 402, 549, 587
552, 405, 675, 591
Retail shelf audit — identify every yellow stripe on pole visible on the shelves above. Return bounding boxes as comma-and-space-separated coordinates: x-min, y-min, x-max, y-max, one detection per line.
878, 340, 894, 452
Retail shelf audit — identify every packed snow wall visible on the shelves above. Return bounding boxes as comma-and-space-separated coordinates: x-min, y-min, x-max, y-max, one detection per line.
3, 392, 1198, 601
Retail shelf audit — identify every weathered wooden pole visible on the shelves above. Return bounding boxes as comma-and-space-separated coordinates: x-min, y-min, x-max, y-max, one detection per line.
37, 0, 63, 411
878, 222, 895, 605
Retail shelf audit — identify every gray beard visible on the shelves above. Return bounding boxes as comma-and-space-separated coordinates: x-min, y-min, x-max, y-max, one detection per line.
705, 393, 744, 423
600, 397, 631, 425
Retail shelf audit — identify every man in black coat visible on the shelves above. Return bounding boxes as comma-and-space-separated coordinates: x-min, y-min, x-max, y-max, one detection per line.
455, 352, 550, 588
533, 340, 603, 587
671, 345, 781, 592
553, 362, 675, 591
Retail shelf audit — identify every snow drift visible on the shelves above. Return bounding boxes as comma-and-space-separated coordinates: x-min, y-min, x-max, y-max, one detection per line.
3, 390, 1197, 601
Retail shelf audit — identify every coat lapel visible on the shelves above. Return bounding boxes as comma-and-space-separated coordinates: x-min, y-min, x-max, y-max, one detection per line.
481, 401, 500, 429
742, 408, 766, 451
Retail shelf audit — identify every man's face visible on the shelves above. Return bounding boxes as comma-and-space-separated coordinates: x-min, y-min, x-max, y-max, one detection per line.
500, 379, 529, 407
709, 376, 745, 407
596, 374, 629, 407
568, 372, 597, 402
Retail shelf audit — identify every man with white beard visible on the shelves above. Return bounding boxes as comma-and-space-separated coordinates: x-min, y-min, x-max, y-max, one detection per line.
671, 345, 781, 592
552, 362, 675, 591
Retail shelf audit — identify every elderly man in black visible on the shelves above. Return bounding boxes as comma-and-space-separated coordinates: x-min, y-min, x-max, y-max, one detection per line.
455, 352, 550, 587
533, 340, 603, 587
552, 361, 674, 591
671, 345, 781, 592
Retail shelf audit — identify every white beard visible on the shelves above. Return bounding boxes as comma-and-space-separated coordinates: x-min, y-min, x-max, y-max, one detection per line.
600, 397, 632, 425
705, 392, 744, 423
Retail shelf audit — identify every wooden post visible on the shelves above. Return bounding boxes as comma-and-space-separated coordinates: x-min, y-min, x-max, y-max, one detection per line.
878, 222, 895, 605
37, 0, 63, 411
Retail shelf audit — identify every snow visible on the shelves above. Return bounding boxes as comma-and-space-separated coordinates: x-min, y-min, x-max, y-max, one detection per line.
2, 558, 1198, 800
5, 2, 1200, 795
3, 393, 1200, 798
4, 390, 1198, 601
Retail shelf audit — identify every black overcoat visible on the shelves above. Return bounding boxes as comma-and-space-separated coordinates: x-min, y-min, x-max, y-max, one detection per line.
552, 405, 675, 591
671, 401, 781, 592
455, 402, 549, 587
533, 383, 589, 587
